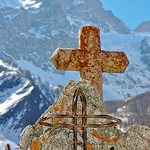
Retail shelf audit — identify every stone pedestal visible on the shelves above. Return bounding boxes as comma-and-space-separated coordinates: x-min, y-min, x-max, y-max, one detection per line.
19, 80, 150, 150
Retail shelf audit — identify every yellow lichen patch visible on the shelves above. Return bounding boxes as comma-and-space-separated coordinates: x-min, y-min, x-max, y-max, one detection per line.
29, 140, 40, 150
77, 108, 82, 112
122, 145, 126, 148
53, 119, 57, 124
91, 131, 100, 139
87, 142, 92, 150
54, 106, 59, 111
60, 105, 65, 112
85, 95, 87, 98
42, 137, 48, 142
111, 136, 120, 143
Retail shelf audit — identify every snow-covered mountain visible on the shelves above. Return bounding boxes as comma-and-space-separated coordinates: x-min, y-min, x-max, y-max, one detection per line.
0, 0, 150, 145
104, 91, 150, 132
0, 0, 150, 101
0, 60, 58, 144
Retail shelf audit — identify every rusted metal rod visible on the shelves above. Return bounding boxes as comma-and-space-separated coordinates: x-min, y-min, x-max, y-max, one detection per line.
39, 87, 122, 150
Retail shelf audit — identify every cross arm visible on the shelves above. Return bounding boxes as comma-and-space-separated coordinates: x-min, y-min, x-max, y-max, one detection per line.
50, 48, 86, 71
99, 50, 129, 73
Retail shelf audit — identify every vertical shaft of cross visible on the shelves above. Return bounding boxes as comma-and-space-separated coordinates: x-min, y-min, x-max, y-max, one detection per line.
79, 25, 103, 101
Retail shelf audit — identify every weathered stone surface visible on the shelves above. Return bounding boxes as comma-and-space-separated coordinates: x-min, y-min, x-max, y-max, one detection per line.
19, 80, 150, 150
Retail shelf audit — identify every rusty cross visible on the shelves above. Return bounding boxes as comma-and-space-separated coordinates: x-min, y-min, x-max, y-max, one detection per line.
39, 87, 122, 150
51, 25, 129, 103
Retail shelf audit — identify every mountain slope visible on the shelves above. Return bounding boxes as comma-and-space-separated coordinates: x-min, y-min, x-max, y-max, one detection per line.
0, 60, 56, 143
135, 21, 150, 32
104, 91, 150, 131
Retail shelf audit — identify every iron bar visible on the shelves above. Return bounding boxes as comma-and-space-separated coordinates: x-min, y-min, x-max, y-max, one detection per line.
39, 87, 122, 150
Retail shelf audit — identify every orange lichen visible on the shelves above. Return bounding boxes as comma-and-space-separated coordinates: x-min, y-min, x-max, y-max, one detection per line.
56, 117, 63, 121
111, 136, 120, 143
42, 137, 48, 142
91, 131, 100, 139
66, 111, 69, 114
39, 123, 42, 126
148, 139, 150, 143
122, 145, 126, 148
101, 136, 110, 144
60, 105, 65, 112
29, 140, 40, 150
49, 141, 52, 144
68, 82, 72, 86
53, 119, 57, 124
54, 106, 59, 111
42, 112, 46, 115
77, 108, 82, 112
87, 142, 92, 150
65, 86, 68, 89
47, 130, 51, 132
57, 113, 64, 121
52, 102, 56, 106
67, 106, 70, 110
145, 148, 148, 150
103, 107, 108, 113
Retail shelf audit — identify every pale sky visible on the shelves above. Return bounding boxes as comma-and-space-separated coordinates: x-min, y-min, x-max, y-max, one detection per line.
100, 0, 150, 30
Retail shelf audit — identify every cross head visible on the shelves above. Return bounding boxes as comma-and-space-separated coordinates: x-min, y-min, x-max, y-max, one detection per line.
51, 25, 129, 104
39, 87, 122, 150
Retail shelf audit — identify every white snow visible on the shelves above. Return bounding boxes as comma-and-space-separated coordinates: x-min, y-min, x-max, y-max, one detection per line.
31, 2, 42, 9
19, 0, 36, 7
16, 31, 150, 101
0, 81, 34, 115
0, 60, 18, 72
0, 132, 18, 150
16, 58, 80, 86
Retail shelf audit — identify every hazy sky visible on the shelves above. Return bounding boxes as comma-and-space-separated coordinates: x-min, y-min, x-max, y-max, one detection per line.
100, 0, 150, 30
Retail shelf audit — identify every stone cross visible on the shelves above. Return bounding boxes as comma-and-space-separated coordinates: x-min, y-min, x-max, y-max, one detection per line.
51, 25, 129, 104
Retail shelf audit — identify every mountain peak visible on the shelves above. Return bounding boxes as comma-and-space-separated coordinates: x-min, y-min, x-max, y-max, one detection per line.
135, 20, 150, 32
